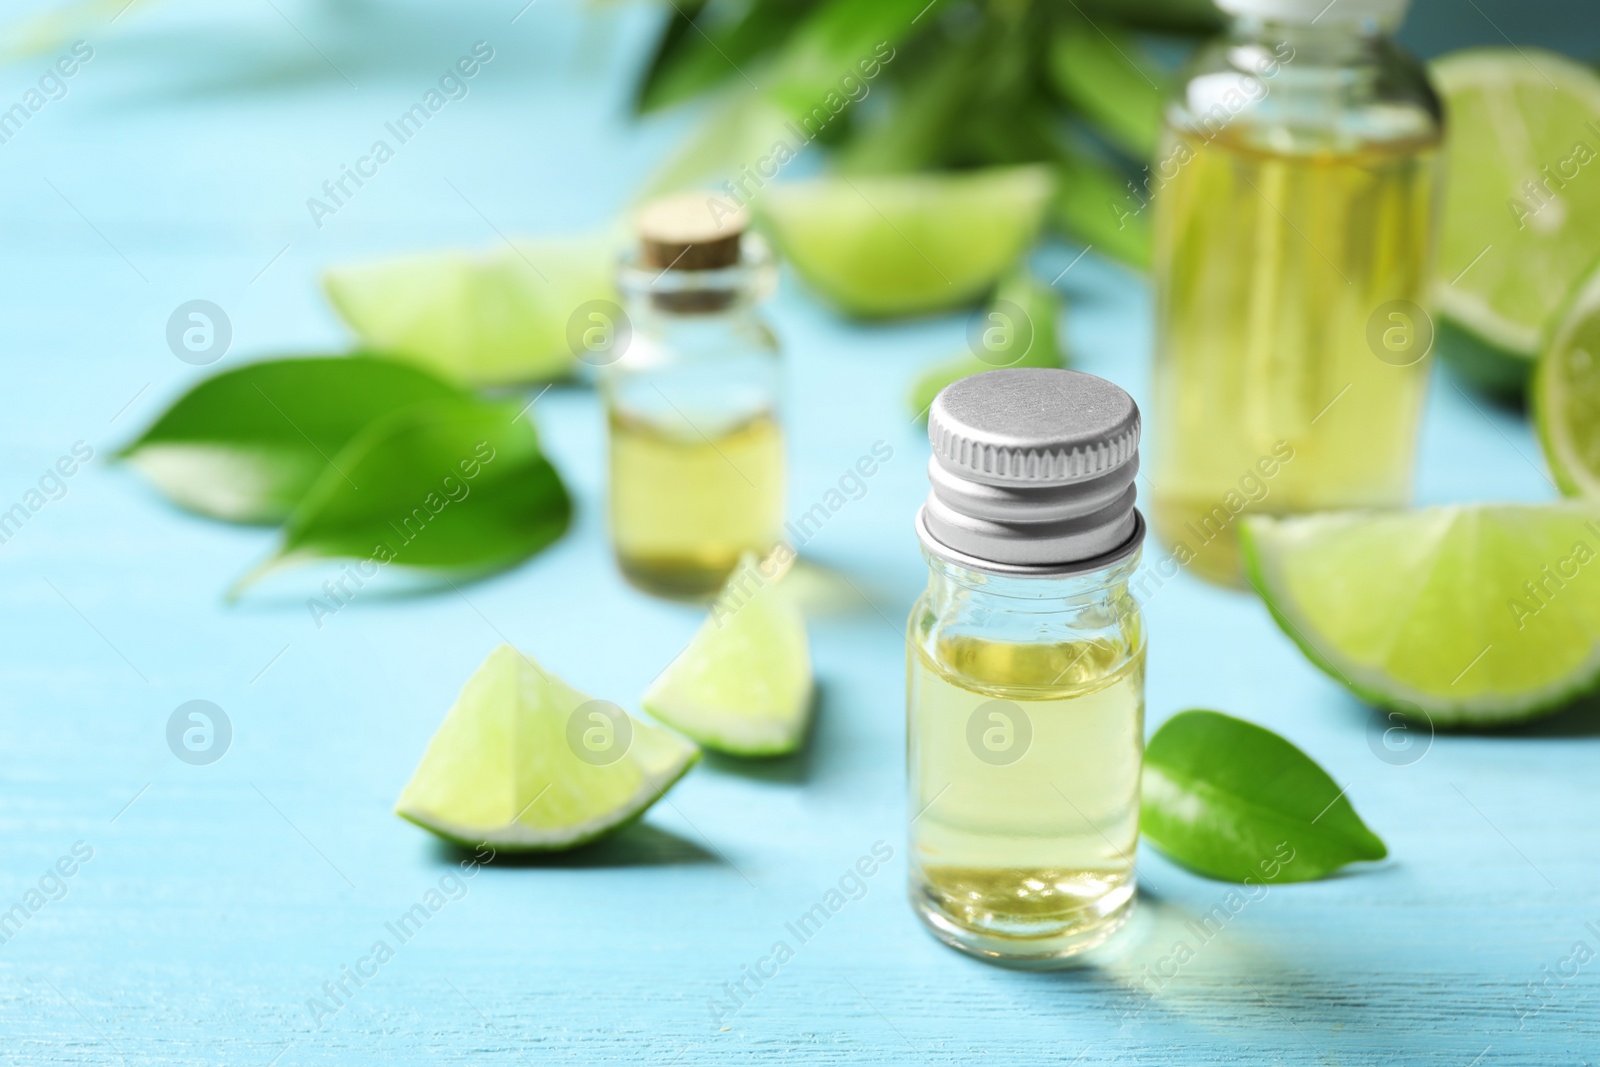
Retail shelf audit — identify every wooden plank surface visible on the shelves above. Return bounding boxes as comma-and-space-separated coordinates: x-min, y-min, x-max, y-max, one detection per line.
0, 1, 1596, 1063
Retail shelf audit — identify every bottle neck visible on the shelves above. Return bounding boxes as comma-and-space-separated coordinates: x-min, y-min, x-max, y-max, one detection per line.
924, 547, 1140, 617
1180, 8, 1437, 152
618, 233, 776, 318
1228, 14, 1389, 62
621, 296, 764, 338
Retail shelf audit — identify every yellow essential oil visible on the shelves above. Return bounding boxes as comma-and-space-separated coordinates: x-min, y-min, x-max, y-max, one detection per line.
1149, 1, 1444, 585
909, 367, 1146, 967
908, 632, 1144, 959
601, 192, 785, 598
608, 408, 784, 597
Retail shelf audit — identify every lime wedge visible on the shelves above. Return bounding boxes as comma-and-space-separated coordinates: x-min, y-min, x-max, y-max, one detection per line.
642, 555, 814, 756
1535, 261, 1600, 496
1242, 505, 1600, 726
323, 234, 617, 387
396, 645, 698, 850
1431, 49, 1600, 391
759, 166, 1054, 318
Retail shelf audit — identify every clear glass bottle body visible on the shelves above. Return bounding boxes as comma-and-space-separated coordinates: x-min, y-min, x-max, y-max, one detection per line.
906, 548, 1145, 966
1149, 18, 1444, 585
605, 244, 785, 598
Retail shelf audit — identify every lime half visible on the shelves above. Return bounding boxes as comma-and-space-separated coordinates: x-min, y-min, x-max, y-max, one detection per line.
643, 555, 814, 756
1243, 505, 1600, 726
759, 166, 1054, 318
396, 645, 698, 850
1535, 261, 1600, 496
1432, 49, 1600, 389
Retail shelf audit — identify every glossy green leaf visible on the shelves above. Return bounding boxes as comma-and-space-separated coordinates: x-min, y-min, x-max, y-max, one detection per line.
237, 398, 571, 595
908, 268, 1066, 421
643, 0, 922, 194
1048, 21, 1169, 159
634, 0, 818, 114
1073, 0, 1221, 33
833, 42, 984, 175
117, 356, 466, 525
1142, 710, 1387, 883
839, 6, 1062, 175
763, 0, 925, 119
321, 233, 618, 388
632, 0, 713, 111
1053, 152, 1152, 270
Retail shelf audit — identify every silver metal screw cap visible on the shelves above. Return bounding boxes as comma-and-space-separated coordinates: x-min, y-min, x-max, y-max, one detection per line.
918, 367, 1144, 572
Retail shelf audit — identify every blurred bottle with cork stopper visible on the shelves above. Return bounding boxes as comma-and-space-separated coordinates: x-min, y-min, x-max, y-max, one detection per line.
603, 191, 786, 598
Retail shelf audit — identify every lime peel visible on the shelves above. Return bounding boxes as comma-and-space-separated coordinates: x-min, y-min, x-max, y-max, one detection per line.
1431, 48, 1600, 385
396, 645, 698, 851
643, 554, 814, 757
1242, 505, 1600, 726
758, 165, 1055, 318
1535, 260, 1600, 496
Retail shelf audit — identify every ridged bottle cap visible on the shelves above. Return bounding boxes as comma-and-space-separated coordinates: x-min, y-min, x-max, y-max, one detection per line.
918, 368, 1144, 573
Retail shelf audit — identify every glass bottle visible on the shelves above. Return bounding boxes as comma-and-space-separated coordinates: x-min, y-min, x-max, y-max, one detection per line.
908, 368, 1146, 966
604, 194, 786, 598
1148, 0, 1444, 585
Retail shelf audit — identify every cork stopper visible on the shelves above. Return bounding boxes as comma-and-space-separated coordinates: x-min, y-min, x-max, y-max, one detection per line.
636, 192, 748, 271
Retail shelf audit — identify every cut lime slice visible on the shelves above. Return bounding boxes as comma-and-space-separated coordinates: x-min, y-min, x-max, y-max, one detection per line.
1431, 49, 1600, 391
323, 234, 617, 387
1535, 260, 1600, 496
759, 166, 1054, 318
1242, 505, 1600, 726
396, 645, 698, 850
642, 554, 814, 756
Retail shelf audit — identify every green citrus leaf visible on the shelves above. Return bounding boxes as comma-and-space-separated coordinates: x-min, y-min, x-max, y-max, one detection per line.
1047, 21, 1168, 159
117, 355, 466, 525
832, 39, 983, 175
634, 0, 816, 114
239, 398, 571, 593
1053, 152, 1151, 270
632, 0, 713, 112
1072, 0, 1221, 32
642, 0, 921, 196
763, 0, 924, 121
1142, 709, 1387, 883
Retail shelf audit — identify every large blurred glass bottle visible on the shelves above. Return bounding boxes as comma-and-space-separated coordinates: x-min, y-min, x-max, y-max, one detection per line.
1149, 0, 1443, 585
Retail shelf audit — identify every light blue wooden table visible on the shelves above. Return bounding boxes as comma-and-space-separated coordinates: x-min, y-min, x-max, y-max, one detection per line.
1, 1, 1596, 1063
